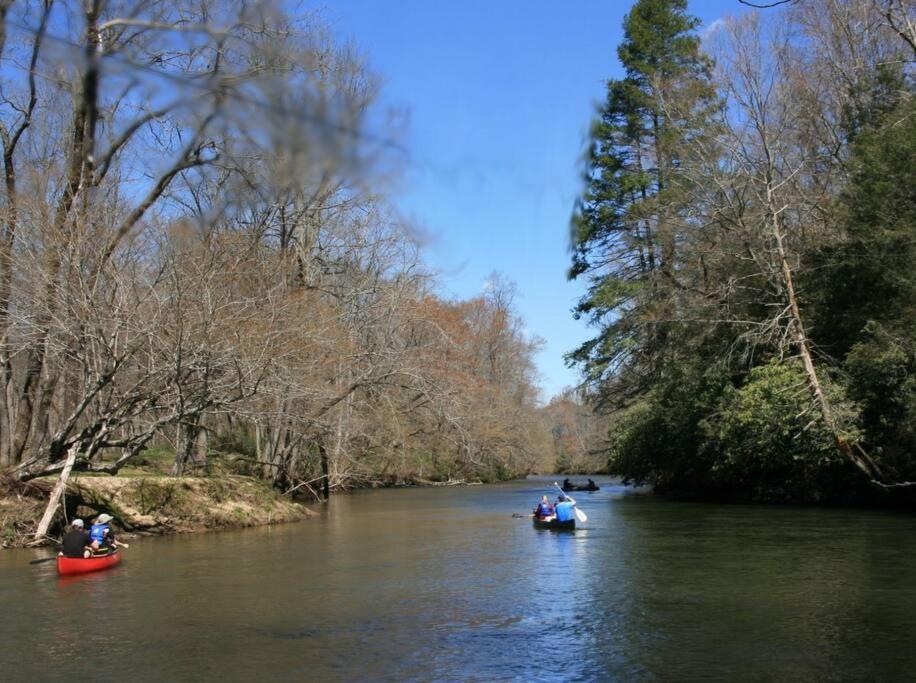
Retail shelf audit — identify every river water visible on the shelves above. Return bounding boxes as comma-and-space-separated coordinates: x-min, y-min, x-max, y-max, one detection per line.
2, 476, 916, 681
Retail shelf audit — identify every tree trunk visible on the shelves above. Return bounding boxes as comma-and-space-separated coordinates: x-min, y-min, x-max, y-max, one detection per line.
771, 209, 887, 484
254, 421, 262, 463
33, 443, 79, 540
171, 415, 201, 476
13, 1, 101, 464
194, 424, 208, 469
320, 442, 330, 499
0, 368, 10, 466
11, 354, 42, 461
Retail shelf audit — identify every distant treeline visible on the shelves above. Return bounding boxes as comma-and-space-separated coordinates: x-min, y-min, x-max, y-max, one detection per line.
570, 0, 916, 503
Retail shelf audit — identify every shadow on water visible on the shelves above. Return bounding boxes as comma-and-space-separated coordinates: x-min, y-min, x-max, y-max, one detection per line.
2, 476, 916, 681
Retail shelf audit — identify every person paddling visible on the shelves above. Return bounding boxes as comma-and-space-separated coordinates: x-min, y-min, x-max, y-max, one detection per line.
61, 519, 90, 559
554, 494, 576, 523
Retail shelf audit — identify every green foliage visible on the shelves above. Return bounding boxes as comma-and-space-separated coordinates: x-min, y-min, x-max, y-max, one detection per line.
701, 362, 858, 498
493, 462, 513, 482
213, 427, 258, 458
706, 363, 827, 467
554, 449, 573, 474
809, 97, 916, 358
608, 359, 728, 492
844, 324, 916, 478
608, 401, 669, 483
609, 360, 866, 502
805, 96, 916, 487
840, 64, 908, 142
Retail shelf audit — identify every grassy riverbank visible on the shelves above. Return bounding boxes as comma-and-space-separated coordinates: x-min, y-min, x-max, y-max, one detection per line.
0, 468, 313, 549
1, 443, 516, 548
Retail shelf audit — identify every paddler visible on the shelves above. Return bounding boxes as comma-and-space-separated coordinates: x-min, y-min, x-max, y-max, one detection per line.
61, 519, 91, 558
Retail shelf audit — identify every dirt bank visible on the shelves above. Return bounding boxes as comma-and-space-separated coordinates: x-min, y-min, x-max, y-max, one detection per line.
1, 474, 314, 548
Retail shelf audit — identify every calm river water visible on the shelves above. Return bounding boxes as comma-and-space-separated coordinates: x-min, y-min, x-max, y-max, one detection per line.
3, 476, 916, 681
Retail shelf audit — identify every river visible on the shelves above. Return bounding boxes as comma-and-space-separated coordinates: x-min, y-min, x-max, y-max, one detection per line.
2, 476, 916, 681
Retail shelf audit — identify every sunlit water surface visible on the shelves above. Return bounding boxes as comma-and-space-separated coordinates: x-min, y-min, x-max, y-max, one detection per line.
3, 476, 916, 681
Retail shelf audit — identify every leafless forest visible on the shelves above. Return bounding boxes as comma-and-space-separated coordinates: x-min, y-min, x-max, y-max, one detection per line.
0, 0, 603, 508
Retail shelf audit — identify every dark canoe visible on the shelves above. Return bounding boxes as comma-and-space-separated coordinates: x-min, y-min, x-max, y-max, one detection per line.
561, 483, 600, 492
57, 549, 121, 576
533, 516, 575, 531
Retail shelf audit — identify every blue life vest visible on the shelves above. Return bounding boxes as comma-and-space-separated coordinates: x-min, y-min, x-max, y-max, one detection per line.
536, 502, 554, 518
89, 523, 109, 544
555, 501, 575, 522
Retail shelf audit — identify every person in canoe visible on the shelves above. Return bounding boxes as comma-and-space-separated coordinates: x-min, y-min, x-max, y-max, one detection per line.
61, 519, 91, 559
554, 494, 577, 523
562, 478, 573, 490
533, 495, 555, 520
89, 514, 129, 554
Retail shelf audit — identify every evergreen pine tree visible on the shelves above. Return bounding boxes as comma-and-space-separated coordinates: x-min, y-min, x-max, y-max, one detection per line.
569, 0, 720, 396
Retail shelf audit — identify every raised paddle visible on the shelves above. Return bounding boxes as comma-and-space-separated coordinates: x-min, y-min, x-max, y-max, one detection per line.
554, 482, 588, 523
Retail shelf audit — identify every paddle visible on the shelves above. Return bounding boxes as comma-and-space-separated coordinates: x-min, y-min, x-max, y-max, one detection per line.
29, 556, 57, 565
554, 482, 587, 523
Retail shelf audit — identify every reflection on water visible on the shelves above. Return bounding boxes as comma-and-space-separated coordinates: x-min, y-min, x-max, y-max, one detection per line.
3, 476, 916, 681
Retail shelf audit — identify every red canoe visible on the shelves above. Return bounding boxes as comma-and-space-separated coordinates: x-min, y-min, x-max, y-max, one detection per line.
56, 550, 121, 576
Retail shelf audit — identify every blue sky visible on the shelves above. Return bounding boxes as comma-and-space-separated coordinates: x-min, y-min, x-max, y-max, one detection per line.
322, 0, 743, 399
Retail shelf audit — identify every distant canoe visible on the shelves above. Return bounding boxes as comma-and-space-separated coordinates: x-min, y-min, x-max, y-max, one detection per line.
561, 482, 600, 492
57, 550, 121, 576
533, 516, 575, 531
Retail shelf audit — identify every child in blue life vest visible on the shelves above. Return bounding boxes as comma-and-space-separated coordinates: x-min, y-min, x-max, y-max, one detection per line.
89, 513, 129, 554
534, 495, 555, 519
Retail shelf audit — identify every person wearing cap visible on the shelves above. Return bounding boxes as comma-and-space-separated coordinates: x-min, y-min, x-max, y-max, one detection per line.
89, 513, 129, 553
61, 519, 91, 559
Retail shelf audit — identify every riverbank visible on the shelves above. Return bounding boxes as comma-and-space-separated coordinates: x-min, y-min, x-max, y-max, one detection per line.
0, 473, 313, 549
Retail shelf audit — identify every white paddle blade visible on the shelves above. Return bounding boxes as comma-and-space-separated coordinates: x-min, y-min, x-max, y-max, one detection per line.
575, 507, 587, 523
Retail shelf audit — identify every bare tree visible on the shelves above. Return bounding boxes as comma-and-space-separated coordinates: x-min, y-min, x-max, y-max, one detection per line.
704, 10, 897, 484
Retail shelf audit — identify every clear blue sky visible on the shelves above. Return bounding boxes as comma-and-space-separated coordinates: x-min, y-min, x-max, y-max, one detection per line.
322, 0, 743, 399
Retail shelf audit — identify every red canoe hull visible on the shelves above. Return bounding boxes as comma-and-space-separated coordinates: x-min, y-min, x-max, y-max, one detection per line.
57, 550, 121, 576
